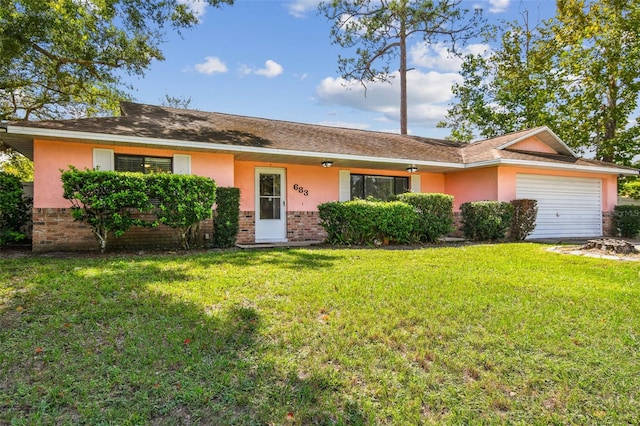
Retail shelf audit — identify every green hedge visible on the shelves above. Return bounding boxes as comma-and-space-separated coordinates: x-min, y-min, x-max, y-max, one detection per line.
460, 201, 514, 241
61, 168, 216, 252
613, 205, 640, 238
396, 193, 453, 242
318, 200, 418, 245
0, 172, 32, 245
147, 174, 216, 249
213, 187, 241, 248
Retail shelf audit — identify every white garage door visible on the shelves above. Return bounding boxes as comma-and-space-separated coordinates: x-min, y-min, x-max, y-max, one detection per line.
516, 174, 602, 239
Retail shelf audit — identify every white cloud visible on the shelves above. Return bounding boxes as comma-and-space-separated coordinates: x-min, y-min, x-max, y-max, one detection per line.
315, 70, 462, 127
241, 60, 284, 78
193, 56, 228, 75
410, 42, 491, 72
488, 0, 510, 13
178, 0, 208, 19
287, 0, 320, 18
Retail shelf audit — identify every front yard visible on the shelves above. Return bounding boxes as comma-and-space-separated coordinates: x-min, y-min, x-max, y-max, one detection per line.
1, 244, 639, 424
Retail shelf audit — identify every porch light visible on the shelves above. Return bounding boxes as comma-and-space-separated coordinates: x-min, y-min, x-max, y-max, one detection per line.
322, 161, 333, 168
406, 166, 418, 173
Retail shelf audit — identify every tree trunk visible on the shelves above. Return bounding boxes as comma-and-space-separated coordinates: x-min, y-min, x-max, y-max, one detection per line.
399, 16, 408, 135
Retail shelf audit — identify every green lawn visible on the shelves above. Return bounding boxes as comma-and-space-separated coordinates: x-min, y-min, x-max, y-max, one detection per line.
1, 244, 639, 425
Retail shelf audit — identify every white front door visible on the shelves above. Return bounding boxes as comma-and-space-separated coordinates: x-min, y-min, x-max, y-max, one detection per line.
255, 168, 287, 242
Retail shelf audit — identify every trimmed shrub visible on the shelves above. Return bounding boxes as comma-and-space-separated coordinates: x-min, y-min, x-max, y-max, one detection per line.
147, 174, 217, 249
510, 199, 538, 241
396, 193, 453, 242
61, 168, 151, 252
318, 199, 418, 245
213, 187, 240, 248
613, 205, 640, 238
460, 201, 514, 241
0, 172, 32, 244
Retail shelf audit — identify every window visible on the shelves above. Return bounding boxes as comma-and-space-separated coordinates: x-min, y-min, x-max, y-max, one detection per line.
115, 155, 172, 174
350, 174, 409, 201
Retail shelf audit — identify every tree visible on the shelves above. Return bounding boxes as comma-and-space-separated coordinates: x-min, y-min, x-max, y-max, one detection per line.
0, 151, 34, 181
0, 0, 232, 122
439, 15, 563, 141
319, 0, 485, 134
553, 0, 640, 163
441, 1, 640, 164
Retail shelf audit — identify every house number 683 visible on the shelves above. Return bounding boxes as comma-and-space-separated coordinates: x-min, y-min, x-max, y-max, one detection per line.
293, 184, 309, 196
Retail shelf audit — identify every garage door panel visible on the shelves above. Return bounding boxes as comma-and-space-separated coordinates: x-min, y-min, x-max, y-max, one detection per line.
516, 174, 602, 238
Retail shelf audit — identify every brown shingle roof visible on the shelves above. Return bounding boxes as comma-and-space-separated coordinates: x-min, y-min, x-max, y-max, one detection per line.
5, 102, 637, 174
13, 102, 465, 164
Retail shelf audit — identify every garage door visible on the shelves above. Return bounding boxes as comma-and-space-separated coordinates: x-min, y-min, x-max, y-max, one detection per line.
516, 174, 602, 239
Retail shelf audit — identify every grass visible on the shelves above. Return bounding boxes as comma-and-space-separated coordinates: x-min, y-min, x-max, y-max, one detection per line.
1, 243, 639, 425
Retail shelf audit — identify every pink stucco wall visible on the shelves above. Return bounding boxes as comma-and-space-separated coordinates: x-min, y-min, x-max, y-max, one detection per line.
234, 161, 446, 212
509, 137, 557, 154
33, 139, 234, 208
445, 167, 499, 210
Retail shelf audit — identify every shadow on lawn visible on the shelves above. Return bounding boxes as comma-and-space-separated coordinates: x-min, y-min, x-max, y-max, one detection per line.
0, 260, 366, 424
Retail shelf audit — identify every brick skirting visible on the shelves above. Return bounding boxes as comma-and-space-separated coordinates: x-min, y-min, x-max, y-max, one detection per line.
32, 208, 214, 252
237, 210, 326, 244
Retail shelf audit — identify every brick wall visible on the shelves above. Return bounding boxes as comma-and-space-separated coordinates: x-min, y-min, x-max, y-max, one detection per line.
602, 211, 615, 237
32, 208, 214, 252
237, 210, 327, 244
237, 211, 256, 244
287, 211, 326, 242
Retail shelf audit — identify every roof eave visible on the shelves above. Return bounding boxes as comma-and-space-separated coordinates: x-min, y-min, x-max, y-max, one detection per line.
467, 158, 638, 175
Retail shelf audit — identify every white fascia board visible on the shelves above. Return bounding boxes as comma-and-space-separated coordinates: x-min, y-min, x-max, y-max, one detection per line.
496, 127, 578, 158
6, 125, 465, 169
467, 158, 638, 175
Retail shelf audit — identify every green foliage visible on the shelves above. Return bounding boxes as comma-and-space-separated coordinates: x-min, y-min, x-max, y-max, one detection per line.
460, 201, 514, 241
0, 0, 232, 121
510, 199, 538, 241
213, 187, 240, 248
319, 0, 485, 133
0, 151, 34, 182
147, 174, 216, 249
619, 179, 640, 199
61, 168, 151, 252
396, 193, 453, 242
441, 1, 640, 164
318, 199, 418, 245
613, 205, 640, 238
0, 171, 32, 244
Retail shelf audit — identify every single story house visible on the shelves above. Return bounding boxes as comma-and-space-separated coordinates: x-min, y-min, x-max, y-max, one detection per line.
1, 102, 637, 251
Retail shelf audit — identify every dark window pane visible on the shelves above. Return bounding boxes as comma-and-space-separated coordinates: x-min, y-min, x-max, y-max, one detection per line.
145, 157, 172, 174
350, 175, 364, 199
365, 176, 394, 201
115, 155, 144, 173
260, 174, 279, 196
260, 197, 281, 219
395, 177, 409, 195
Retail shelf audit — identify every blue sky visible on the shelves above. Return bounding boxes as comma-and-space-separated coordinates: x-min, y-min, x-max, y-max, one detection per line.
125, 0, 556, 139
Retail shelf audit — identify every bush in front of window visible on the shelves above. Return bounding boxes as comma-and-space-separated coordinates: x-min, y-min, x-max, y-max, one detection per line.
396, 193, 454, 242
318, 200, 418, 245
61, 167, 153, 252
147, 174, 217, 249
213, 187, 241, 248
613, 205, 640, 238
460, 201, 514, 241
